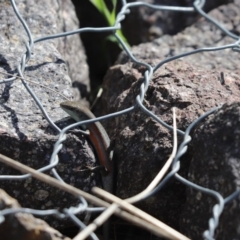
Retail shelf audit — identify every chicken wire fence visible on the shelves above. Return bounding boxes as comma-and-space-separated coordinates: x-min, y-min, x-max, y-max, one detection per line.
0, 0, 239, 239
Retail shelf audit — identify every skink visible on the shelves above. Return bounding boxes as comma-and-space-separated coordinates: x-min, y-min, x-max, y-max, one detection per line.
60, 100, 113, 193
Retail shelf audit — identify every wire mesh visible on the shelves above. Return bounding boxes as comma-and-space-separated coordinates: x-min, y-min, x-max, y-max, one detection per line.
0, 0, 239, 240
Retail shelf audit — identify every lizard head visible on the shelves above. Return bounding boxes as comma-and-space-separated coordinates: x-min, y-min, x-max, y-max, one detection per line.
60, 100, 95, 122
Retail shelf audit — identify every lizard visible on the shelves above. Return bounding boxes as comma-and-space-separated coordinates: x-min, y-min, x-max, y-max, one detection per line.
60, 100, 113, 193
60, 100, 114, 240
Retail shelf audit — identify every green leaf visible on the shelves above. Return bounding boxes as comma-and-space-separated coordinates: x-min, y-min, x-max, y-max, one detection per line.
105, 30, 130, 49
109, 2, 116, 25
89, 0, 130, 48
116, 30, 130, 48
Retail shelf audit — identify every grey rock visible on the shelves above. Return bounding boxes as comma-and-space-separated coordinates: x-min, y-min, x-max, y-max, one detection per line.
57, 0, 90, 100
0, 0, 100, 228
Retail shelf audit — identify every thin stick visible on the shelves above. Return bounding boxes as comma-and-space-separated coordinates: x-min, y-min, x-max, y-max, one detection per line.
91, 108, 189, 240
90, 87, 103, 110
0, 153, 108, 207
0, 70, 70, 100
73, 204, 117, 240
126, 107, 178, 203
0, 153, 183, 239
93, 188, 190, 240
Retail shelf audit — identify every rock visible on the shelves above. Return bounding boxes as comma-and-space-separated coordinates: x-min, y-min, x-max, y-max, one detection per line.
0, 189, 70, 240
99, 57, 240, 229
57, 0, 90, 100
161, 0, 240, 71
0, 0, 101, 228
90, 0, 240, 236
118, 0, 240, 71
122, 0, 233, 45
180, 102, 240, 240
96, 0, 240, 233
99, 1, 240, 237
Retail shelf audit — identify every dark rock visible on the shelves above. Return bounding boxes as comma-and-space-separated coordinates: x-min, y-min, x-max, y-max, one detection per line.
94, 0, 240, 234
98, 59, 240, 230
122, 0, 233, 45
118, 0, 240, 71
97, 1, 240, 237
0, 189, 70, 240
0, 0, 101, 228
180, 102, 240, 240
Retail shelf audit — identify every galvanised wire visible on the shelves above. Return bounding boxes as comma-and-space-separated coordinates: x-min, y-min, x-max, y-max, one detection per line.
0, 0, 239, 239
